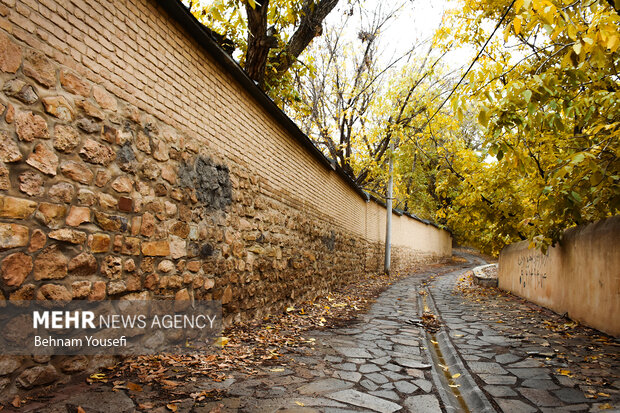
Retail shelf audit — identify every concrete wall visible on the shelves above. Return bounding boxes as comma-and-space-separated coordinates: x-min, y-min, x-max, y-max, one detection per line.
498, 216, 620, 337
0, 0, 450, 397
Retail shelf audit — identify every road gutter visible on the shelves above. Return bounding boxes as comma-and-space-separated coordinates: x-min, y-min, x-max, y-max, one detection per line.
418, 270, 497, 413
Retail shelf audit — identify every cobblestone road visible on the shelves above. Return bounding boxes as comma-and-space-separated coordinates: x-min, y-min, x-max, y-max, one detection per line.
28, 254, 620, 412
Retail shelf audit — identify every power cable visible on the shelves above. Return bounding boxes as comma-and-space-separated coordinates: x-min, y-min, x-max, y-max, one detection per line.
416, 0, 517, 131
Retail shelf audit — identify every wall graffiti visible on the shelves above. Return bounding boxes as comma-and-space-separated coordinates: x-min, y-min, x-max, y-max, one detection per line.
517, 252, 549, 288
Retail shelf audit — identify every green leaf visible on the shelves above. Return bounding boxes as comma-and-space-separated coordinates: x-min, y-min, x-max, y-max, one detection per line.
478, 107, 489, 127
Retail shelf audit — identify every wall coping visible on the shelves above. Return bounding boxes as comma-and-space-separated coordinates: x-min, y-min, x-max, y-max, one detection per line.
154, 0, 442, 230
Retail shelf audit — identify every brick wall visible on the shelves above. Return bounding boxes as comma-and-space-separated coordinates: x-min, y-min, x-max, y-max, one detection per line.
0, 0, 451, 397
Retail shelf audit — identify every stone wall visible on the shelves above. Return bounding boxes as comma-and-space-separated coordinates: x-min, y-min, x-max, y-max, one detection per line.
0, 0, 451, 398
498, 216, 620, 337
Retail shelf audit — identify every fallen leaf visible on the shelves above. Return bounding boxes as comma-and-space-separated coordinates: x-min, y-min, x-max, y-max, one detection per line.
213, 337, 229, 347
451, 373, 461, 379
77, 407, 86, 413
127, 382, 143, 392
295, 401, 305, 406
11, 396, 20, 408
269, 368, 285, 372
167, 403, 178, 412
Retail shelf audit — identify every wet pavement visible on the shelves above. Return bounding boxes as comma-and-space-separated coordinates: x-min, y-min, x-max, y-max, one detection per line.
20, 254, 620, 412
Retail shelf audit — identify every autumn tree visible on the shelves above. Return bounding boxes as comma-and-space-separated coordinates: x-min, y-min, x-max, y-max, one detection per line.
186, 0, 342, 99
288, 2, 458, 216
435, 0, 620, 254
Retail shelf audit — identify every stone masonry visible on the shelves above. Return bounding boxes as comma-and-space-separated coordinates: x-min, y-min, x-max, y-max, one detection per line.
0, 0, 450, 400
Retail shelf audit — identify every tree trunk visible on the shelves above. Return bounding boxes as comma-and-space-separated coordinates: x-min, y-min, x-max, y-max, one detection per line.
244, 0, 272, 86
274, 0, 340, 76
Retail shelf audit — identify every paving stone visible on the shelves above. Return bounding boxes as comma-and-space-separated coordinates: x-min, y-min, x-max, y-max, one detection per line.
508, 368, 550, 379
413, 379, 433, 393
360, 379, 379, 391
394, 380, 418, 394
384, 363, 403, 372
335, 363, 357, 371
297, 378, 353, 395
334, 347, 373, 358
553, 388, 588, 404
468, 361, 508, 375
519, 388, 562, 406
495, 353, 521, 364
484, 385, 518, 397
359, 364, 381, 373
521, 378, 560, 390
554, 375, 576, 387
478, 374, 517, 385
403, 394, 442, 413
365, 372, 389, 384
369, 390, 400, 401
495, 398, 538, 413
327, 389, 402, 412
393, 358, 431, 369
283, 397, 348, 408
370, 356, 391, 366
334, 371, 362, 383
381, 383, 395, 390
325, 356, 342, 363
508, 358, 543, 368
383, 371, 407, 381
541, 405, 591, 413
43, 389, 135, 412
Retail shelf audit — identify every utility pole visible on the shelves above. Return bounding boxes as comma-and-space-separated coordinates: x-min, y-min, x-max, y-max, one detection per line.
384, 139, 393, 274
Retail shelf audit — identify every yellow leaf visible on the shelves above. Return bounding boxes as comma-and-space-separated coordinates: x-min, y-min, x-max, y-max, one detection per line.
515, 0, 524, 12
269, 368, 285, 372
608, 35, 619, 51
89, 373, 106, 381
213, 336, 229, 347
295, 401, 305, 406
452, 373, 461, 379
599, 403, 613, 410
567, 25, 577, 41
573, 42, 582, 55
286, 306, 295, 312
513, 17, 522, 35
247, 0, 256, 9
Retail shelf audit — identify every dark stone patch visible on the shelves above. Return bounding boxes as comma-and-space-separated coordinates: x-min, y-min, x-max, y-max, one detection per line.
116, 142, 136, 173
179, 156, 232, 211
200, 243, 215, 258
323, 231, 336, 251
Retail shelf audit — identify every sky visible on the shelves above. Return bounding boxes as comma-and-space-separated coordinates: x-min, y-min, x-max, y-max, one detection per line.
324, 0, 474, 71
